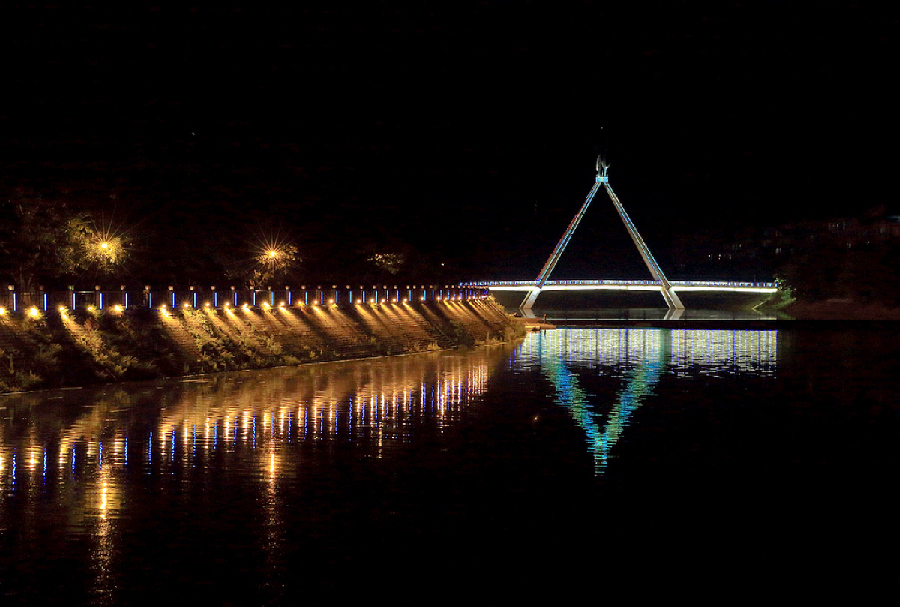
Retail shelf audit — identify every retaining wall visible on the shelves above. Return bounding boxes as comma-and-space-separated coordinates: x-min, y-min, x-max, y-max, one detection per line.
0, 299, 523, 393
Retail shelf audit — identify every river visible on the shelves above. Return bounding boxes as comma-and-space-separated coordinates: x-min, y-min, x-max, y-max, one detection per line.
1, 323, 898, 603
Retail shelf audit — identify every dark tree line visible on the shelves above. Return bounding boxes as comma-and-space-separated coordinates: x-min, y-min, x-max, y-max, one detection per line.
775, 241, 900, 306
0, 196, 109, 291
0, 193, 457, 292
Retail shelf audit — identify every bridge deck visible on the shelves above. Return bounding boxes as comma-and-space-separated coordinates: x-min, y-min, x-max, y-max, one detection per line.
462, 279, 777, 293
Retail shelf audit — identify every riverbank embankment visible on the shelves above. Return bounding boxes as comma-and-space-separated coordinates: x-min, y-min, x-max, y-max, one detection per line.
783, 300, 900, 320
0, 299, 524, 393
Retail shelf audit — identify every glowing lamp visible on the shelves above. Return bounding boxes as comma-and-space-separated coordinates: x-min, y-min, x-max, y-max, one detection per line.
29, 307, 39, 317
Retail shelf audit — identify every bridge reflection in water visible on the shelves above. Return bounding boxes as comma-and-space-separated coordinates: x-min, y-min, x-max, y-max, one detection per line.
516, 328, 777, 473
0, 329, 779, 497
0, 328, 782, 601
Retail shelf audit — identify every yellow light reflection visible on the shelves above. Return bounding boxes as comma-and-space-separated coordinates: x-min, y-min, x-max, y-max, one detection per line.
100, 481, 108, 516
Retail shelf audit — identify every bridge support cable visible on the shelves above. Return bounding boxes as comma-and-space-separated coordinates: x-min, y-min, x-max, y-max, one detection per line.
520, 180, 603, 309
603, 182, 684, 310
521, 157, 683, 310
535, 180, 603, 288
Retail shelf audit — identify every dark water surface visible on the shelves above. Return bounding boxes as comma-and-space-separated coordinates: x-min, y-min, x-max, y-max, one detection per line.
2, 325, 899, 603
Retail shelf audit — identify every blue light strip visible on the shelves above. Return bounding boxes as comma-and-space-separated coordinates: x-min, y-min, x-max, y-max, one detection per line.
535, 180, 602, 288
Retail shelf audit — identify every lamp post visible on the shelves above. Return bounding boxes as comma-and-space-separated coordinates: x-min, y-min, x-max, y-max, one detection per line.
268, 249, 278, 286
95, 238, 123, 270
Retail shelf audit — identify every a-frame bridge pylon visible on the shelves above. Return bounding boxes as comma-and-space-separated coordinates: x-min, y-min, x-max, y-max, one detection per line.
521, 157, 684, 310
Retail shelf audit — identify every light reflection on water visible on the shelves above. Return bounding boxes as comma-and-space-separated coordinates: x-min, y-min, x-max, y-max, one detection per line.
0, 349, 501, 603
0, 327, 788, 602
516, 328, 777, 472
0, 329, 780, 515
0, 329, 777, 491
1, 349, 496, 499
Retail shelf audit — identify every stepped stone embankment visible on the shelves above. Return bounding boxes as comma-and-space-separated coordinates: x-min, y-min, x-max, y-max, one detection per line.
0, 299, 524, 393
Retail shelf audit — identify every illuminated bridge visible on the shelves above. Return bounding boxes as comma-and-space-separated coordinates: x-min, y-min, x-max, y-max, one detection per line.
465, 155, 777, 311
461, 279, 777, 298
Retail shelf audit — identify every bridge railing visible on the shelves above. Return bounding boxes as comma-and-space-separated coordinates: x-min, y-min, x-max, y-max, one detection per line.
460, 279, 777, 289
0, 284, 490, 316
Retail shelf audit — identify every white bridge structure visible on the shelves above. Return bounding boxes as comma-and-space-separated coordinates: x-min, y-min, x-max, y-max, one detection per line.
463, 157, 776, 311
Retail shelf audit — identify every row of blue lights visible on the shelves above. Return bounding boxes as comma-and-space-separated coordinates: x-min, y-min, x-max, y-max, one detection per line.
461, 279, 777, 288
0, 288, 489, 315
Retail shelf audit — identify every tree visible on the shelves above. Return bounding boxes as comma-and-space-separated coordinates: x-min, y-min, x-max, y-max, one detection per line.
775, 240, 900, 306
0, 196, 97, 291
368, 252, 405, 275
252, 243, 300, 288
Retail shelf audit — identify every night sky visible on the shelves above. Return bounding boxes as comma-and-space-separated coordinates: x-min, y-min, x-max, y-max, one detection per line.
3, 1, 898, 283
